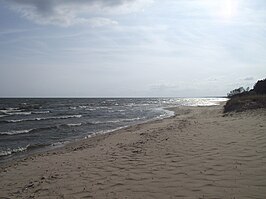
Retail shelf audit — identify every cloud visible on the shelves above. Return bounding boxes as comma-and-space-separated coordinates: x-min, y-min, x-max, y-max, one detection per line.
0, 28, 31, 36
243, 77, 254, 81
5, 0, 152, 27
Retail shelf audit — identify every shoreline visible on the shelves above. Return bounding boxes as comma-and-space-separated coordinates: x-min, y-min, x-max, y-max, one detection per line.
1, 103, 266, 198
0, 106, 176, 166
0, 101, 217, 166
0, 98, 226, 164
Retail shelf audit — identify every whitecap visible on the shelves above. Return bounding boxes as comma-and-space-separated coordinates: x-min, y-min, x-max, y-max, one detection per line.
32, 111, 50, 114
51, 141, 69, 147
6, 115, 82, 123
109, 117, 145, 123
155, 109, 175, 119
55, 115, 82, 119
66, 123, 82, 127
0, 129, 33, 135
6, 111, 32, 115
0, 145, 29, 157
85, 108, 97, 111
79, 105, 88, 109
91, 117, 145, 124
0, 108, 21, 114
85, 126, 128, 139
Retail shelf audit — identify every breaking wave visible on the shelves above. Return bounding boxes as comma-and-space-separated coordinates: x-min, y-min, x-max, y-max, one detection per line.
5, 115, 82, 123
0, 145, 30, 157
0, 144, 48, 157
0, 129, 33, 136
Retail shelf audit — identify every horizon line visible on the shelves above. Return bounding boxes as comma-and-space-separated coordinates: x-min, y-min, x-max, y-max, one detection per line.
0, 96, 227, 99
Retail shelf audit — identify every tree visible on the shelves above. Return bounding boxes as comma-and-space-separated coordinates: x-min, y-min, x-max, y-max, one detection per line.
254, 78, 266, 95
227, 87, 247, 98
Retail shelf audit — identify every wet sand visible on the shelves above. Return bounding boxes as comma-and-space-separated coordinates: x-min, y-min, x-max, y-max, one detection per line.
1, 104, 266, 199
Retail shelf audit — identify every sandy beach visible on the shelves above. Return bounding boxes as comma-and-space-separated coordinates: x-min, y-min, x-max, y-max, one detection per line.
0, 104, 266, 199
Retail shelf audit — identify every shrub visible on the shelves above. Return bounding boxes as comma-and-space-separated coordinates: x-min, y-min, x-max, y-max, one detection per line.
227, 87, 249, 98
254, 78, 266, 95
224, 78, 266, 112
224, 95, 266, 113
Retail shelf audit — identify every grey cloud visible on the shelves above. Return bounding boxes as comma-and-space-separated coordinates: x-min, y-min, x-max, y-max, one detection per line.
150, 83, 180, 91
9, 0, 135, 13
243, 77, 254, 81
0, 28, 30, 36
148, 83, 208, 97
148, 83, 181, 96
6, 0, 152, 26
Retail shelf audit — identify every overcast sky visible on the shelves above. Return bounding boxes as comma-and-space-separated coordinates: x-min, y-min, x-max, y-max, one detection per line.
0, 0, 265, 97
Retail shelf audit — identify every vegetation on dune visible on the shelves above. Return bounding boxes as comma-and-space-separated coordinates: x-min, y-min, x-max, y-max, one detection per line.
224, 95, 266, 113
254, 78, 266, 94
224, 78, 266, 113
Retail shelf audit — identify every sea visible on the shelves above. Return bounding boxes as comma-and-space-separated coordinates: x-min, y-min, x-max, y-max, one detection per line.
0, 98, 226, 162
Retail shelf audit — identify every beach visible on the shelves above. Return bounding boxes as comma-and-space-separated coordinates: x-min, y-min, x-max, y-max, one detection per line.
1, 104, 266, 199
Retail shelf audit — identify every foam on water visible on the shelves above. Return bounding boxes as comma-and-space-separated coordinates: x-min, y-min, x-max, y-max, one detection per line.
66, 123, 82, 127
0, 129, 33, 136
6, 114, 82, 123
85, 126, 129, 139
0, 145, 29, 157
5, 111, 32, 116
32, 111, 50, 114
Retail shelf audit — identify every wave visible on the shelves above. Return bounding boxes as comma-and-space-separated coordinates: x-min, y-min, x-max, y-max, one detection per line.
66, 123, 82, 127
0, 145, 29, 157
90, 117, 146, 124
0, 122, 85, 136
0, 126, 63, 136
6, 111, 32, 116
108, 117, 146, 123
0, 111, 32, 118
5, 114, 82, 123
0, 129, 33, 136
85, 108, 97, 111
79, 105, 88, 109
0, 108, 20, 114
49, 141, 70, 149
91, 109, 174, 126
0, 143, 49, 157
0, 109, 23, 115
85, 126, 128, 139
85, 107, 113, 111
155, 109, 175, 119
32, 111, 50, 114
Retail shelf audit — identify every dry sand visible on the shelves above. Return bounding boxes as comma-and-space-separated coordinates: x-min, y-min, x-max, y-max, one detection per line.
0, 104, 266, 199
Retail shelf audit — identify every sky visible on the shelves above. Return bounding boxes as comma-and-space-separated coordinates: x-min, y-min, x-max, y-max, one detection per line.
0, 0, 265, 97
